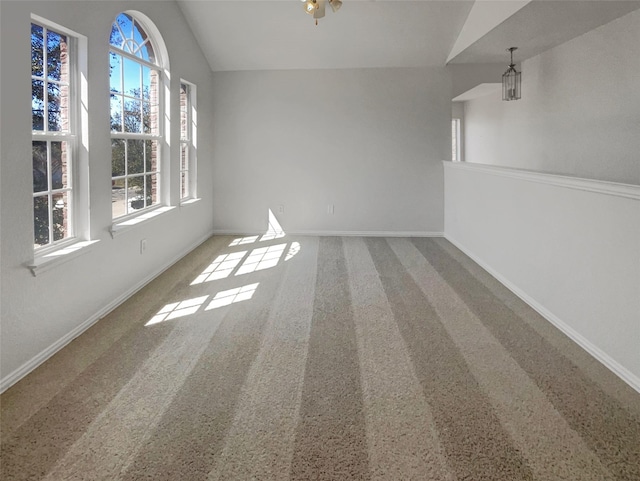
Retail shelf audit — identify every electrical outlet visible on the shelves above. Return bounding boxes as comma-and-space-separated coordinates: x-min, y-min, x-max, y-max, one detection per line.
278, 204, 284, 214
140, 239, 147, 254
327, 204, 334, 215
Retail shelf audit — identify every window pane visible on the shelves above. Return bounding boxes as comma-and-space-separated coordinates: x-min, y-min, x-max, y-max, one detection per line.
123, 99, 142, 133
139, 42, 155, 63
58, 83, 70, 131
180, 83, 188, 140
51, 141, 68, 190
181, 172, 187, 199
109, 53, 122, 93
112, 178, 126, 219
127, 139, 144, 175
452, 119, 461, 162
46, 30, 67, 82
128, 176, 144, 213
110, 95, 122, 132
109, 23, 123, 50
142, 101, 152, 134
142, 66, 151, 101
145, 140, 157, 172
31, 24, 44, 78
181, 143, 188, 171
123, 57, 141, 97
114, 13, 134, 51
133, 20, 146, 46
149, 70, 159, 106
52, 192, 69, 241
47, 84, 62, 131
47, 83, 69, 132
34, 195, 50, 247
32, 141, 48, 193
452, 120, 456, 161
32, 79, 44, 130
133, 19, 155, 62
149, 101, 159, 136
145, 174, 158, 207
112, 139, 125, 177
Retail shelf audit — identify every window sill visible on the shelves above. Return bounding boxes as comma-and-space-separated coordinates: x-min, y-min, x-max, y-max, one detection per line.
180, 197, 201, 207
27, 239, 100, 277
110, 205, 176, 238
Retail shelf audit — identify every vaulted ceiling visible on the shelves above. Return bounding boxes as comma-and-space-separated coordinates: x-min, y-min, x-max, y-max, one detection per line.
177, 0, 640, 72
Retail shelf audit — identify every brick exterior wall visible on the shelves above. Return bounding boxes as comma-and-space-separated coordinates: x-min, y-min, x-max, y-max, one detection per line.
149, 69, 159, 205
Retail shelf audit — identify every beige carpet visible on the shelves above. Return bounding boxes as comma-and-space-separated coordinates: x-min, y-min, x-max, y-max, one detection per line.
2, 235, 639, 480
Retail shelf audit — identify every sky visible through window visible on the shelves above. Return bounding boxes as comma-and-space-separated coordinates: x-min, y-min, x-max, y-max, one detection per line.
109, 14, 156, 122
109, 13, 161, 219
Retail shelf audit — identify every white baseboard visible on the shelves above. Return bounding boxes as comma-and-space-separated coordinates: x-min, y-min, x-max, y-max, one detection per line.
0, 230, 214, 394
212, 229, 444, 238
445, 234, 640, 394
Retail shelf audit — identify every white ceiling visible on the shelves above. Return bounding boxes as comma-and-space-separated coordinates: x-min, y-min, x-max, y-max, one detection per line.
177, 0, 640, 72
177, 0, 475, 71
449, 0, 640, 64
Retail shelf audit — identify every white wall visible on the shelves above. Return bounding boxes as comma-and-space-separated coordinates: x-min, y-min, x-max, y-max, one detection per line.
0, 1, 215, 389
452, 102, 465, 121
463, 9, 640, 185
444, 162, 640, 390
210, 67, 450, 235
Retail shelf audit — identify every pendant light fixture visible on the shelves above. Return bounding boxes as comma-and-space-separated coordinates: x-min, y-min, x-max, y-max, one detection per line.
302, 0, 342, 25
502, 47, 521, 101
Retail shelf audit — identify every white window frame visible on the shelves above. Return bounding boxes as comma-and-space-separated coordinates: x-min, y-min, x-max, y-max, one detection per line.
179, 80, 197, 202
31, 16, 87, 254
109, 12, 165, 221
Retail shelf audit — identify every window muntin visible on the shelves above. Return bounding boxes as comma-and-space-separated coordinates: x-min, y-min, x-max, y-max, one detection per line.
109, 13, 161, 219
179, 81, 195, 200
31, 22, 75, 248
109, 14, 155, 62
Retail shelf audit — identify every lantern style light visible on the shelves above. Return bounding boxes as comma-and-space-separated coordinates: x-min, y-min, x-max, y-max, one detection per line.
502, 47, 521, 101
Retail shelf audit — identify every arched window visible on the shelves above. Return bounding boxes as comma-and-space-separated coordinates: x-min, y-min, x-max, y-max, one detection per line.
109, 12, 164, 219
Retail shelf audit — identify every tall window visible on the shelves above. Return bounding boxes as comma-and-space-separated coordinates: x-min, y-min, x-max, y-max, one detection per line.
180, 81, 196, 200
109, 13, 161, 219
452, 118, 461, 162
31, 21, 75, 248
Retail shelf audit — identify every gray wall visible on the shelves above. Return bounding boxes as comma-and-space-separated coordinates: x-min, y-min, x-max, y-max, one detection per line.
210, 67, 451, 235
463, 9, 640, 184
0, 0, 215, 386
445, 163, 640, 389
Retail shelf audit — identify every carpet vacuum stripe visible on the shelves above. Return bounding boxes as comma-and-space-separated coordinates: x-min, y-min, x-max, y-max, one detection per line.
389, 238, 614, 480
2, 235, 638, 481
0, 235, 233, 438
412, 238, 640, 481
289, 237, 370, 480
0, 318, 176, 481
343, 237, 454, 481
433, 238, 640, 419
118, 253, 290, 481
365, 238, 534, 481
207, 237, 319, 480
